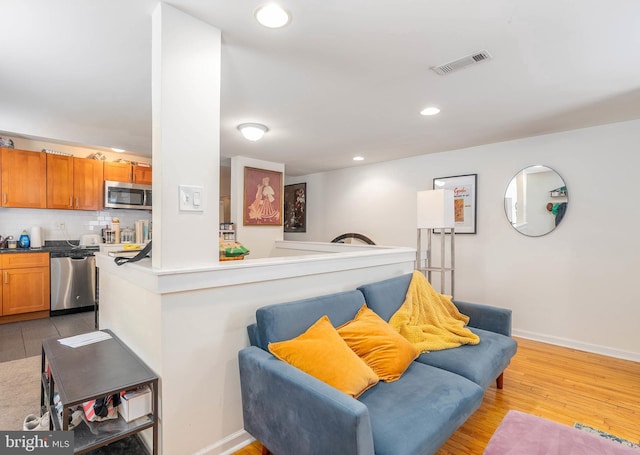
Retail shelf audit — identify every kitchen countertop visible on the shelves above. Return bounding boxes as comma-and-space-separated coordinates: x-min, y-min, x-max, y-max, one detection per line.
0, 247, 50, 254
0, 241, 100, 254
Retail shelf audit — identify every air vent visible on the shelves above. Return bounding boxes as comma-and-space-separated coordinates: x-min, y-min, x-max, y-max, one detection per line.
431, 50, 492, 75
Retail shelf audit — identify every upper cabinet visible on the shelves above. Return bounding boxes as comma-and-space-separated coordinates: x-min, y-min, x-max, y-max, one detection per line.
1, 148, 47, 208
103, 162, 131, 182
104, 162, 152, 185
73, 158, 104, 210
0, 148, 148, 211
133, 165, 152, 185
47, 156, 104, 210
46, 154, 74, 209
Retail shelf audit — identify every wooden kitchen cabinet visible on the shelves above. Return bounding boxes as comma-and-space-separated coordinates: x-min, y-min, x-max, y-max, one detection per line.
47, 156, 104, 210
133, 165, 152, 184
1, 253, 50, 318
1, 147, 47, 208
104, 161, 152, 185
73, 157, 104, 210
103, 161, 132, 182
46, 154, 74, 209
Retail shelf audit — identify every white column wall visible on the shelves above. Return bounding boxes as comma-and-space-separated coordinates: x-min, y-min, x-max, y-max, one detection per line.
151, 3, 220, 269
286, 119, 640, 361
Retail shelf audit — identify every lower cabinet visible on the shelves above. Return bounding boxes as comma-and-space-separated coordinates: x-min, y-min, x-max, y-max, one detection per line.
1, 253, 50, 317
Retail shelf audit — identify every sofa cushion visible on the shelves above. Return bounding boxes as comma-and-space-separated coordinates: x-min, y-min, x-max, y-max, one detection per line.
357, 273, 412, 321
337, 305, 418, 382
269, 315, 379, 398
416, 327, 518, 389
256, 290, 366, 351
358, 362, 484, 455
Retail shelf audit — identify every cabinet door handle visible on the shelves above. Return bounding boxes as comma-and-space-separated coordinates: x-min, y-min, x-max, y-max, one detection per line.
75, 197, 79, 208
3, 193, 6, 204
69, 197, 73, 208
3, 271, 8, 284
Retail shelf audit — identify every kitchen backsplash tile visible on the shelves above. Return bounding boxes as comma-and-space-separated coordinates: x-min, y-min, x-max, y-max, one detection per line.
0, 208, 151, 242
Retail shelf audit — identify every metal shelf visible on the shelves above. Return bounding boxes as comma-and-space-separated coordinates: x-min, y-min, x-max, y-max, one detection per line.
40, 330, 158, 454
416, 227, 455, 297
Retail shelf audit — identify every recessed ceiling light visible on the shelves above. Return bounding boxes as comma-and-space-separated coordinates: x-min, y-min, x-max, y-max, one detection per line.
238, 123, 269, 141
420, 107, 441, 116
111, 148, 125, 153
353, 156, 365, 161
255, 4, 290, 28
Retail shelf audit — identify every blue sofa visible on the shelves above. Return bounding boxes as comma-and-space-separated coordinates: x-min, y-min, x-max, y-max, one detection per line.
239, 273, 517, 455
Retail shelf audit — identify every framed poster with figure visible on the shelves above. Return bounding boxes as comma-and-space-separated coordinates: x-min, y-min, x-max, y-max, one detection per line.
244, 167, 283, 226
433, 174, 477, 234
284, 183, 306, 232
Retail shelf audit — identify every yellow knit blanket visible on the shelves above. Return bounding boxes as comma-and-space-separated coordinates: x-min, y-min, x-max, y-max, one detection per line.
389, 271, 480, 353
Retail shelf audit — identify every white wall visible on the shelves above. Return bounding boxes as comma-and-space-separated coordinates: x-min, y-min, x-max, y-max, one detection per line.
286, 119, 640, 361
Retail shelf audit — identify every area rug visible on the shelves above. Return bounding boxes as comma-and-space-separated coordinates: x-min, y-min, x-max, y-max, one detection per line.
484, 410, 639, 454
574, 423, 640, 451
0, 356, 41, 431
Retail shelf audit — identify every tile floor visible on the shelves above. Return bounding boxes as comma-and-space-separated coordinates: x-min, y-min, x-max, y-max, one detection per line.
0, 311, 96, 362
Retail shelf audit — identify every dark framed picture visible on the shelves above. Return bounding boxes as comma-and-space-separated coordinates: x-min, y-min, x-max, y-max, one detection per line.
243, 167, 283, 226
433, 174, 477, 234
284, 183, 306, 232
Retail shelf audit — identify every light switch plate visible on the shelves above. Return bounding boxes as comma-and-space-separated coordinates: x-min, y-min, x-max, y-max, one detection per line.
179, 185, 204, 212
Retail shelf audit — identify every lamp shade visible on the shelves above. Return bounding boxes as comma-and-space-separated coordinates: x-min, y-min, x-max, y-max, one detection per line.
417, 189, 455, 228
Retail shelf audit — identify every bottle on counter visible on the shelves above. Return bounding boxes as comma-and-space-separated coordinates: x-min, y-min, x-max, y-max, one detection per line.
19, 230, 30, 248
112, 218, 121, 244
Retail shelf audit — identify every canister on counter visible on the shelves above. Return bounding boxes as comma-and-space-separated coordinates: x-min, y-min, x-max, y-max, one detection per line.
112, 218, 121, 244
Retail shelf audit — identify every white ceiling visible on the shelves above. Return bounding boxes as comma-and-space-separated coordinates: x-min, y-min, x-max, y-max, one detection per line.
1, 0, 640, 176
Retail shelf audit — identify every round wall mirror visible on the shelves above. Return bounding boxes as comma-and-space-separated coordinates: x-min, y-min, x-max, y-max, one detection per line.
504, 165, 568, 237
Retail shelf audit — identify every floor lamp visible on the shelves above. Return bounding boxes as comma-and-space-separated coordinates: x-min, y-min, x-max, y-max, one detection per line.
416, 189, 456, 297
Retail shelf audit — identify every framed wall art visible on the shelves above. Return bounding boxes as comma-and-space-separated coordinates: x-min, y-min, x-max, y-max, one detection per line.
284, 182, 306, 232
433, 174, 477, 234
243, 167, 283, 226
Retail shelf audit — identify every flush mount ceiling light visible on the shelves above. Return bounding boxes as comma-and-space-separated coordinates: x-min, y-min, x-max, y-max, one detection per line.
420, 107, 441, 116
353, 156, 365, 161
255, 4, 290, 28
111, 147, 125, 153
238, 123, 269, 141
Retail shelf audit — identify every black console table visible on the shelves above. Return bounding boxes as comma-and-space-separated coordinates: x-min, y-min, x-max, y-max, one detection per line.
41, 329, 158, 454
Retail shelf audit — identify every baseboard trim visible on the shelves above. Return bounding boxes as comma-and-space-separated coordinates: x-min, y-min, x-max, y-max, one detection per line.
513, 329, 640, 363
193, 429, 254, 455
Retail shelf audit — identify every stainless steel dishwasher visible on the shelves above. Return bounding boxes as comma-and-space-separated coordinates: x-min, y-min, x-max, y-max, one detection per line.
50, 254, 96, 313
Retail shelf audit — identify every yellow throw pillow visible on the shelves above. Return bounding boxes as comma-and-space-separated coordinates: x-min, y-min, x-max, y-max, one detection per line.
338, 305, 419, 382
268, 315, 379, 398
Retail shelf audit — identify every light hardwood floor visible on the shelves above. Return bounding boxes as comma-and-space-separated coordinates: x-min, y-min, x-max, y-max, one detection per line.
234, 337, 640, 455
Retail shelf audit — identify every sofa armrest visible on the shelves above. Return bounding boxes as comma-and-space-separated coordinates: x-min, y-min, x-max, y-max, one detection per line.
239, 347, 375, 455
453, 300, 512, 336
247, 323, 260, 347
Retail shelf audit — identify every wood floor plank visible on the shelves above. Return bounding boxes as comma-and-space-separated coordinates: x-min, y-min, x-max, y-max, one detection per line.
235, 337, 640, 455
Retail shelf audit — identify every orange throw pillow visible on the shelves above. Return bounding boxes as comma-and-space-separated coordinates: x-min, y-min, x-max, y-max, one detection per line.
338, 305, 419, 382
268, 315, 379, 398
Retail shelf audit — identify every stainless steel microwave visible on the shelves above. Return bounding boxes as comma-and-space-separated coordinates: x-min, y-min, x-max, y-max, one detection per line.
104, 180, 152, 210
